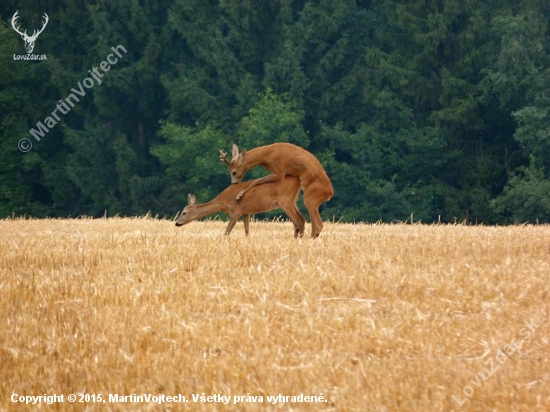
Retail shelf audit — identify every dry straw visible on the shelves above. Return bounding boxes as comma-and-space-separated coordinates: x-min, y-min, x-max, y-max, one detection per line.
0, 218, 549, 411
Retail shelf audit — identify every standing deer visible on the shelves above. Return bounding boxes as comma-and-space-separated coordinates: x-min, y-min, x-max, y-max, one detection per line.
11, 11, 49, 54
175, 176, 305, 237
219, 142, 334, 237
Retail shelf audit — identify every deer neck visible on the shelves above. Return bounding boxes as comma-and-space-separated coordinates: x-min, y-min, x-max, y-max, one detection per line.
243, 145, 271, 169
191, 196, 226, 220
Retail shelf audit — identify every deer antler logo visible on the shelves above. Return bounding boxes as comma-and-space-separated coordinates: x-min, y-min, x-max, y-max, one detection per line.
11, 10, 49, 54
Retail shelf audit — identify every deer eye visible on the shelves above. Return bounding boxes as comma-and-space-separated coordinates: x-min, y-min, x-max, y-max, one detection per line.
232, 171, 236, 175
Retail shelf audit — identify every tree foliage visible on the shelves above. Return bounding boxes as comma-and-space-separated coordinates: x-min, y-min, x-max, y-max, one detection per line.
1, 0, 549, 223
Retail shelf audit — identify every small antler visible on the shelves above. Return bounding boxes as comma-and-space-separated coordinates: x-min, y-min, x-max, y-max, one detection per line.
219, 149, 230, 165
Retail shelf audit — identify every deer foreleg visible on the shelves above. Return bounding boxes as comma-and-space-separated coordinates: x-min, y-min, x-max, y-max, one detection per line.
243, 214, 250, 236
225, 214, 241, 235
235, 174, 283, 202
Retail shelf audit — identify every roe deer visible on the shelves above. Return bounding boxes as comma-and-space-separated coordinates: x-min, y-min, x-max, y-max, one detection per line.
219, 142, 333, 237
175, 176, 305, 237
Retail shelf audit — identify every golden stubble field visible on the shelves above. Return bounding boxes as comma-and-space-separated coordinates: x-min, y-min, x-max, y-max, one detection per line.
0, 217, 549, 411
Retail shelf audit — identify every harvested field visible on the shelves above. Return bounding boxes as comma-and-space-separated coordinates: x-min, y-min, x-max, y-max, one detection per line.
0, 218, 549, 411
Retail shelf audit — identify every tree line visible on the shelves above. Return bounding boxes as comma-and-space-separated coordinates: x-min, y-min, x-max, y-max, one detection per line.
1, 0, 549, 223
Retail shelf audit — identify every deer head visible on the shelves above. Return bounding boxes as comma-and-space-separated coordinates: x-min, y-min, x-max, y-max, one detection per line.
219, 143, 247, 184
11, 11, 49, 54
175, 194, 198, 226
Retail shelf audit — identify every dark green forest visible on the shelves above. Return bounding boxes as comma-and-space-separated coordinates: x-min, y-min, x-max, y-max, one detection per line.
1, 0, 549, 223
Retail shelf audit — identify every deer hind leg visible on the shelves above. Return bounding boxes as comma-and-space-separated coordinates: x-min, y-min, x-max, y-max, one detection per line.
243, 214, 250, 236
279, 198, 305, 238
303, 181, 333, 238
292, 205, 306, 238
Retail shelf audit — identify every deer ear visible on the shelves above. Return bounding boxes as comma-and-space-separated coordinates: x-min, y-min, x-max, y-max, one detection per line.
187, 193, 197, 206
241, 148, 247, 156
232, 143, 239, 159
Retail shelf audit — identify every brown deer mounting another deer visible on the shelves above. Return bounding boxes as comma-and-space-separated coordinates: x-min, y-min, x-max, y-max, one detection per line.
175, 177, 305, 237
219, 142, 334, 237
